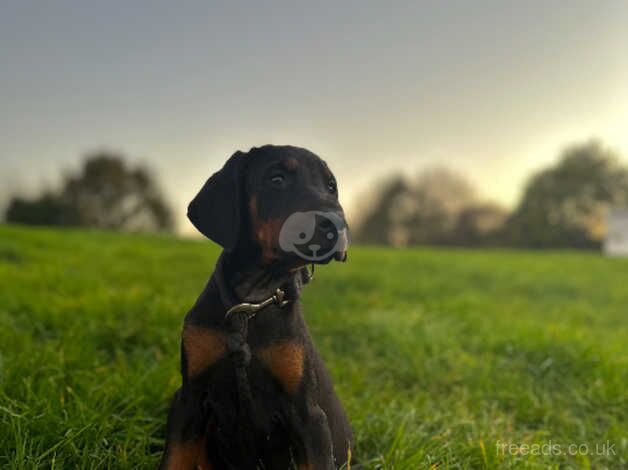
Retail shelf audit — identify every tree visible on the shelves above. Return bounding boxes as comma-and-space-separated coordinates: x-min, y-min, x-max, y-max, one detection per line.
452, 203, 509, 246
354, 167, 500, 246
353, 175, 413, 246
5, 151, 174, 232
506, 140, 628, 248
406, 167, 477, 245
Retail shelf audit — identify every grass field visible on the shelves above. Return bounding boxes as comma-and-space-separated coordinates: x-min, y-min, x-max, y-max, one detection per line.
0, 224, 626, 469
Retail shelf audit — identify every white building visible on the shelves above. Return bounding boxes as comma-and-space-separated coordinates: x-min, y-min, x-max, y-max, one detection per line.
604, 208, 628, 256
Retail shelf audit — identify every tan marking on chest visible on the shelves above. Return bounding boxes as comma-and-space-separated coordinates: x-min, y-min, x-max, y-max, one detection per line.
258, 341, 304, 394
182, 325, 226, 377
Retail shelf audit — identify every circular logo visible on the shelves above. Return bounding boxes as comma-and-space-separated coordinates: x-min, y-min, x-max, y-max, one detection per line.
278, 211, 348, 261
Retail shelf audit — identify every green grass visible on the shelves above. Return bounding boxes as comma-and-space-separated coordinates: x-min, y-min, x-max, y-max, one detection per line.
0, 224, 626, 469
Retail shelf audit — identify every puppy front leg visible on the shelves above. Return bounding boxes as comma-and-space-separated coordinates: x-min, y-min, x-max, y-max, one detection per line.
160, 324, 227, 468
159, 387, 212, 470
293, 404, 335, 470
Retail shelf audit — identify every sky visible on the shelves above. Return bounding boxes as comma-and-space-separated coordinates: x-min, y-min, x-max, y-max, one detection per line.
2, 1, 627, 233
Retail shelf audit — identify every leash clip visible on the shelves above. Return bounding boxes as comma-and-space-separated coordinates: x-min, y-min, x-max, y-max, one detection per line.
225, 288, 290, 320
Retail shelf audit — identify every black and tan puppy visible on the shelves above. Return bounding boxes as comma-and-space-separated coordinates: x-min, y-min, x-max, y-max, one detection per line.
160, 145, 353, 469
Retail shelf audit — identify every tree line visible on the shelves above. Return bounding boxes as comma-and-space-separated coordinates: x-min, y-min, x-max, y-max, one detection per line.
353, 140, 628, 249
5, 140, 627, 249
4, 151, 174, 232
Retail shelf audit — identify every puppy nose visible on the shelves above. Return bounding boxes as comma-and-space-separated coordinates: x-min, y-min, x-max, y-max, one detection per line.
308, 243, 321, 252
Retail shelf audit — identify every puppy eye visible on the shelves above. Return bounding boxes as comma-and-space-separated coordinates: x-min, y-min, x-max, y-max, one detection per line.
328, 179, 337, 193
270, 174, 285, 185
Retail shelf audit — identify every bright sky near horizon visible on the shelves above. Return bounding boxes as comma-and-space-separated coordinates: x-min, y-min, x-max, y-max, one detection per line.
2, 1, 627, 233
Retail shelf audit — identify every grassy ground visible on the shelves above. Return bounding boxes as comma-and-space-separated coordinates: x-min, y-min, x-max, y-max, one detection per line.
0, 224, 626, 469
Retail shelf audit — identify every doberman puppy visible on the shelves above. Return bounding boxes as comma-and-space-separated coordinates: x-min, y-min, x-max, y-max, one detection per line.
159, 145, 353, 469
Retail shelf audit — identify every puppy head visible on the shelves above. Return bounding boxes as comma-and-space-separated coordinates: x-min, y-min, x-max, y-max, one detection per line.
188, 145, 348, 265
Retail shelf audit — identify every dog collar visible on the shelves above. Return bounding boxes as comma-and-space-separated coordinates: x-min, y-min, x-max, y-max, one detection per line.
223, 264, 314, 320
213, 252, 314, 321
224, 288, 290, 320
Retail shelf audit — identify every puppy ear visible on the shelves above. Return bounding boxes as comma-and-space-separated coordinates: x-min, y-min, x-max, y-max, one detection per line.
187, 151, 247, 251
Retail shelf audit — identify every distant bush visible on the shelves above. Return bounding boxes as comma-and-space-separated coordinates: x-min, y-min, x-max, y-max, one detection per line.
5, 192, 79, 227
